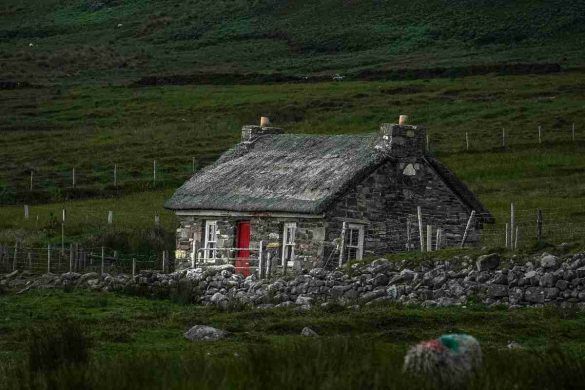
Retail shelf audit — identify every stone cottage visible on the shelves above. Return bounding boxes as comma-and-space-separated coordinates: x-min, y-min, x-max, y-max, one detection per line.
165, 117, 492, 274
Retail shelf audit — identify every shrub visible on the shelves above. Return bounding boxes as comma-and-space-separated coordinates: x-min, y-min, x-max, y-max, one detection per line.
28, 319, 91, 373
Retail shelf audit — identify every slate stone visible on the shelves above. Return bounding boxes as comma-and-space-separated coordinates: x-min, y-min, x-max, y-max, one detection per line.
476, 254, 500, 271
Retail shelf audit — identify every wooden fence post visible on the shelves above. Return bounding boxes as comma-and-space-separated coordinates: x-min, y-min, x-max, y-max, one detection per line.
161, 250, 166, 273
538, 126, 542, 144
417, 206, 424, 253
510, 203, 515, 249
24, 205, 29, 219
460, 210, 476, 248
13, 243, 18, 271
514, 226, 520, 251
266, 252, 272, 278
537, 209, 543, 241
61, 222, 65, 255
426, 134, 430, 153
47, 244, 51, 274
153, 160, 157, 186
338, 222, 347, 267
435, 228, 441, 251
72, 168, 76, 188
69, 244, 73, 272
406, 218, 411, 251
30, 171, 33, 191
426, 225, 432, 252
191, 233, 196, 268
132, 258, 136, 278
572, 123, 576, 142
101, 246, 105, 275
505, 223, 509, 249
258, 241, 264, 279
114, 164, 118, 188
465, 132, 469, 151
108, 211, 113, 225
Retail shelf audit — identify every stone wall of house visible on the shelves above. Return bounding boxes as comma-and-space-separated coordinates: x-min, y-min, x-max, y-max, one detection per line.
174, 215, 326, 270
325, 158, 480, 257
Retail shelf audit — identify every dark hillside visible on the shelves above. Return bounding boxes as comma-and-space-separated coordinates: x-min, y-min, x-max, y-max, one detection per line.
0, 0, 584, 84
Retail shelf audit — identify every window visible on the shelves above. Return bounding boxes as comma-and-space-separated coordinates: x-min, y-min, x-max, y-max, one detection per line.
282, 222, 296, 266
204, 220, 218, 260
345, 224, 364, 261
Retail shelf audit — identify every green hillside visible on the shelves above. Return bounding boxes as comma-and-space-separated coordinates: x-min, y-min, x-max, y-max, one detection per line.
1, 0, 584, 83
1, 0, 584, 251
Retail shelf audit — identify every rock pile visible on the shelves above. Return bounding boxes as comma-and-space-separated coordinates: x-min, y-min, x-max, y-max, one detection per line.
2, 252, 585, 309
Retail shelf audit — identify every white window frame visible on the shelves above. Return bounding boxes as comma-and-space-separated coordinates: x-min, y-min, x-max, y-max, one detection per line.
345, 223, 364, 261
281, 222, 297, 267
203, 220, 218, 260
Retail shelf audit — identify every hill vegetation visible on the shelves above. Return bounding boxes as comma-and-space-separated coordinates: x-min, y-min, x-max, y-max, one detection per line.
0, 0, 584, 84
0, 0, 584, 252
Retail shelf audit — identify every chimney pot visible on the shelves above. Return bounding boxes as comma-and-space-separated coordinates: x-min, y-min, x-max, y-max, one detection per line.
260, 116, 270, 127
399, 115, 408, 125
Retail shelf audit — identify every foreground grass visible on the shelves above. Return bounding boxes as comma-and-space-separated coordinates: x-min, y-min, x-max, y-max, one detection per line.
1, 290, 585, 389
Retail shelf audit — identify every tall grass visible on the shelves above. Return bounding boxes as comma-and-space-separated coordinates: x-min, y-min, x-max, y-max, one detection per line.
3, 336, 585, 389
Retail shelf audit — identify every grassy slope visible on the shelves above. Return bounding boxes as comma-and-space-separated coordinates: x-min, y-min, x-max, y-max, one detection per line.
1, 0, 584, 250
1, 72, 584, 249
0, 0, 584, 83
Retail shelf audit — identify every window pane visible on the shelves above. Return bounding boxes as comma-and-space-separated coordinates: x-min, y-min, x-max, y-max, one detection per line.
347, 247, 357, 261
349, 229, 359, 246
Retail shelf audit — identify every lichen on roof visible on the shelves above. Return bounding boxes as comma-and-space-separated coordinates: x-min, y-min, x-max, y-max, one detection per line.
164, 133, 384, 214
164, 132, 492, 221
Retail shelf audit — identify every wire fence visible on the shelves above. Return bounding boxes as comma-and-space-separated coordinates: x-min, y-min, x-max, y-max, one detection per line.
0, 244, 170, 276
1, 122, 582, 203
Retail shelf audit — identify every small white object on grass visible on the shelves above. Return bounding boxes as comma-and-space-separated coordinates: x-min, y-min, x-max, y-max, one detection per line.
117, 23, 123, 28
29, 43, 34, 47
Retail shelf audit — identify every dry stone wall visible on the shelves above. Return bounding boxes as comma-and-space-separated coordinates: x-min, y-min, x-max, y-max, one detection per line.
3, 252, 585, 310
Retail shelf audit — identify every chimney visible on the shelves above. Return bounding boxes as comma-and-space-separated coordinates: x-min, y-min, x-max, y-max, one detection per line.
375, 115, 426, 157
241, 117, 284, 143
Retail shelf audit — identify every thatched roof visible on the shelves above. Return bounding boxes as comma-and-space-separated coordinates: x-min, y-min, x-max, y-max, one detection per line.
165, 133, 492, 221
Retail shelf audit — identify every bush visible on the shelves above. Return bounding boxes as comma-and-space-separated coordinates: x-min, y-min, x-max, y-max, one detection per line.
28, 319, 91, 373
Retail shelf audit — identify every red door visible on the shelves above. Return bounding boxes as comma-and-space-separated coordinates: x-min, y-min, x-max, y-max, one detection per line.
236, 221, 251, 276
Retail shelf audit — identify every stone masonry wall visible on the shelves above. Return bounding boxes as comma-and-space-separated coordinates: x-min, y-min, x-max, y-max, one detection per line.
175, 215, 326, 270
4, 252, 585, 311
325, 158, 479, 257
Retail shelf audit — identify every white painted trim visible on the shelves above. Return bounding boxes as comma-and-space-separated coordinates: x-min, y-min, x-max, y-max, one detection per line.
203, 220, 218, 260
176, 209, 325, 219
346, 223, 364, 261
281, 222, 297, 267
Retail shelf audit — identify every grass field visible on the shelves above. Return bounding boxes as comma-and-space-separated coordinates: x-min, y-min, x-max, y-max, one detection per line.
1, 0, 584, 84
1, 290, 585, 389
1, 71, 584, 251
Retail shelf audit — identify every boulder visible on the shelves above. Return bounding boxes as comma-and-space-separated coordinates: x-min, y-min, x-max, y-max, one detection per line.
525, 287, 545, 304
184, 325, 227, 341
487, 284, 508, 298
476, 254, 500, 271
540, 254, 558, 269
295, 295, 314, 306
300, 327, 319, 337
210, 292, 227, 305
